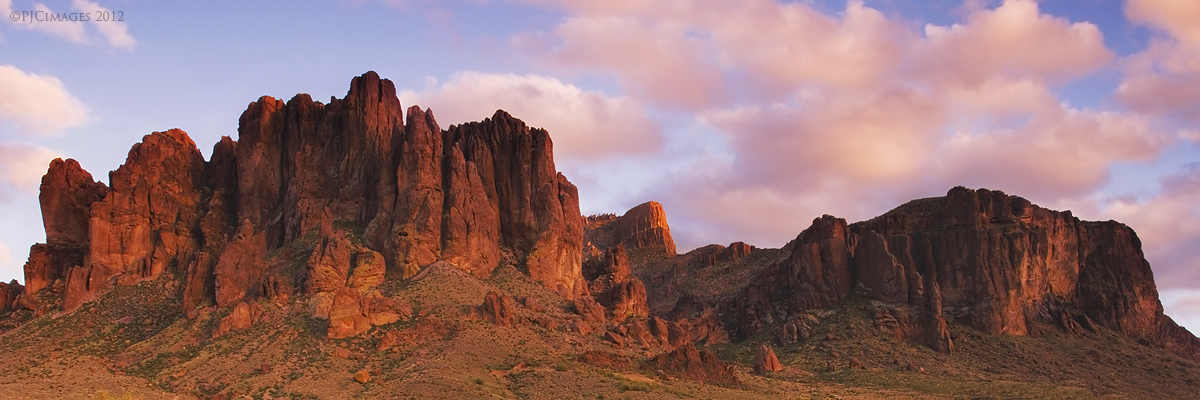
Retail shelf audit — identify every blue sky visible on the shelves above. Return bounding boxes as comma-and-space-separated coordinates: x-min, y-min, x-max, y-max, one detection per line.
1, 0, 1199, 333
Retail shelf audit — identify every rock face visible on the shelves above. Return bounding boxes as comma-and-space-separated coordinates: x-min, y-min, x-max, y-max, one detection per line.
440, 111, 585, 296
0, 280, 22, 312
25, 159, 108, 297
584, 245, 649, 323
611, 201, 676, 255
235, 74, 584, 297
89, 129, 207, 285
736, 187, 1199, 360
16, 71, 590, 318
586, 201, 676, 256
737, 215, 852, 338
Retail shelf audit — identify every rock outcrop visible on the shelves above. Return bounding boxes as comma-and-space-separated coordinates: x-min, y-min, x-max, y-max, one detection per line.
650, 343, 739, 386
735, 187, 1199, 360
584, 245, 649, 323
0, 280, 22, 312
479, 290, 515, 326
16, 71, 591, 318
586, 201, 676, 257
754, 345, 783, 375
27, 159, 107, 296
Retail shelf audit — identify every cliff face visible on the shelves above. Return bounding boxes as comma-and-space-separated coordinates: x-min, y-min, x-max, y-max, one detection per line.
585, 201, 676, 258
736, 187, 1199, 359
19, 71, 588, 319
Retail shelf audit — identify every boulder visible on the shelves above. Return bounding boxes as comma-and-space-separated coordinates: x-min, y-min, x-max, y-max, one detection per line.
328, 287, 372, 339
573, 296, 606, 325
754, 345, 783, 375
215, 301, 260, 337
650, 343, 739, 386
479, 290, 514, 326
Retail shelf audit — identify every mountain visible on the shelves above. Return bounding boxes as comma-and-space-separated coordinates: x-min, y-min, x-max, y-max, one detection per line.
0, 72, 1197, 399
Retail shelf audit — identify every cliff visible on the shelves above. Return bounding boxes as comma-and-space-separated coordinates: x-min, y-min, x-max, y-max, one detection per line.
734, 187, 1199, 359
18, 71, 587, 321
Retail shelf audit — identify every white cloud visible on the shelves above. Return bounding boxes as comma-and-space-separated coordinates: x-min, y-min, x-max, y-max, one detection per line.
0, 142, 60, 202
0, 0, 87, 44
0, 65, 88, 136
71, 0, 134, 49
398, 72, 662, 162
0, 0, 135, 49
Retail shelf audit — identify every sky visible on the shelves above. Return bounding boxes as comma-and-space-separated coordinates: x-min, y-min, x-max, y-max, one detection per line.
0, 0, 1198, 332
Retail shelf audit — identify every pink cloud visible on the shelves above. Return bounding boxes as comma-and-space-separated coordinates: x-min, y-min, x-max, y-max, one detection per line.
514, 14, 725, 109
701, 0, 912, 93
702, 84, 944, 188
0, 65, 89, 136
0, 142, 61, 202
1119, 0, 1200, 121
0, 243, 11, 269
939, 106, 1162, 197
1102, 164, 1200, 288
915, 0, 1112, 85
505, 0, 1173, 254
397, 72, 662, 162
1126, 0, 1200, 47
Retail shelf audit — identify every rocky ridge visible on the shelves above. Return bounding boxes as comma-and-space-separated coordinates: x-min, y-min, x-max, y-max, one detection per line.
0, 71, 1197, 399
17, 71, 585, 336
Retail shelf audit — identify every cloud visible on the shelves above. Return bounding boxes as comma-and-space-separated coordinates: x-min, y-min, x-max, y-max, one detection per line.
0, 65, 89, 136
0, 0, 87, 44
1160, 288, 1200, 332
517, 0, 1111, 109
71, 0, 135, 49
1101, 163, 1200, 289
398, 72, 662, 162
915, 0, 1112, 85
0, 243, 11, 268
1126, 0, 1200, 47
0, 0, 135, 49
514, 14, 726, 109
698, 0, 911, 93
0, 142, 60, 202
1118, 0, 1200, 121
509, 0, 1177, 253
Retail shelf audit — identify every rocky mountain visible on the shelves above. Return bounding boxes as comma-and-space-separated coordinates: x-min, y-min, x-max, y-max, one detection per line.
0, 72, 1197, 399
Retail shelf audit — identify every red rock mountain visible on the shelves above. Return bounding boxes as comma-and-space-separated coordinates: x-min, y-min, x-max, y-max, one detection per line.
7, 72, 1198, 386
19, 71, 586, 320
731, 187, 1199, 359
